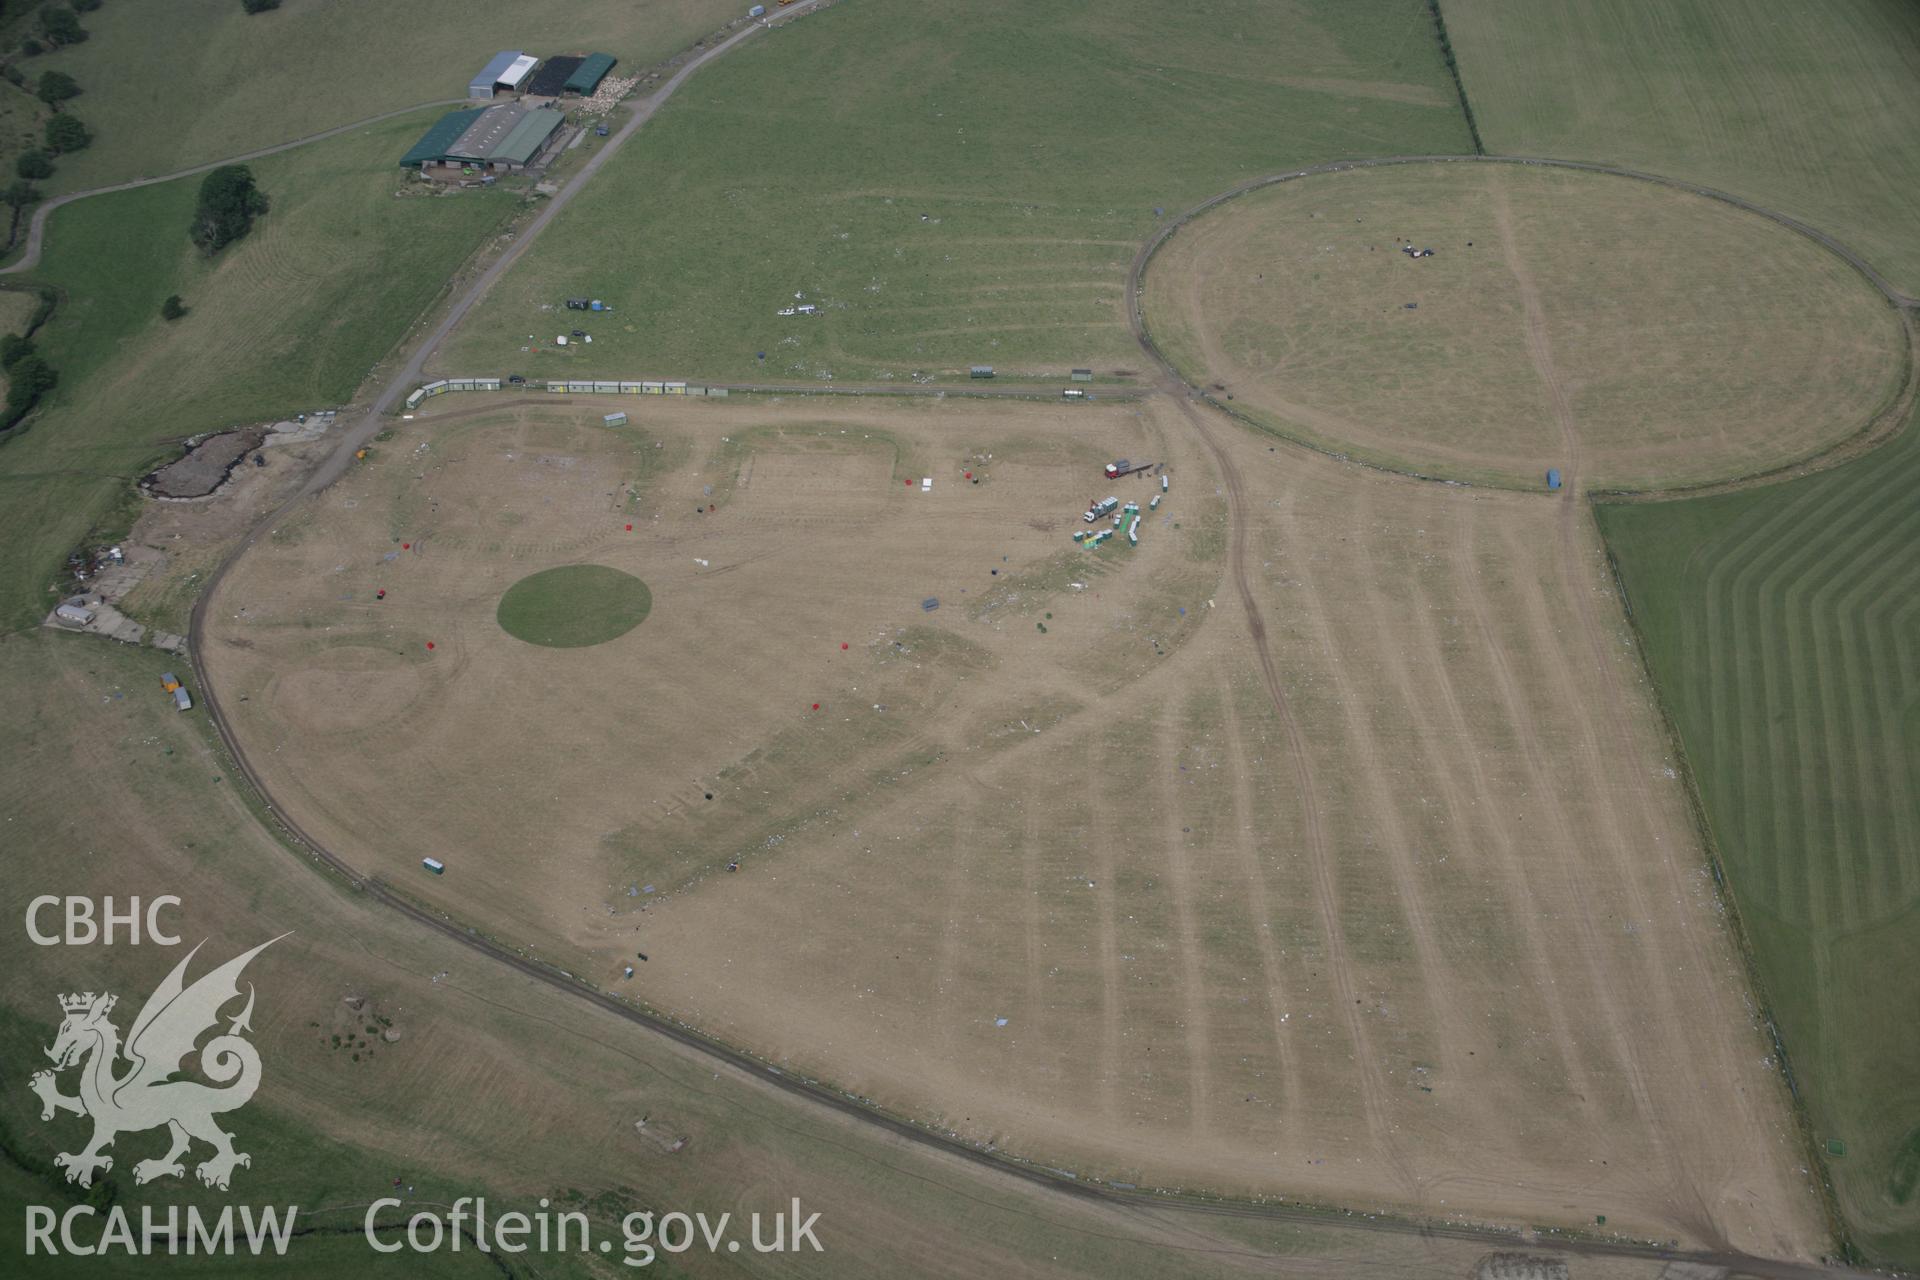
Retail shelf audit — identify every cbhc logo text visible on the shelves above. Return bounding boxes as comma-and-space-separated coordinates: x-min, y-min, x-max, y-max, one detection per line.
26, 896, 182, 946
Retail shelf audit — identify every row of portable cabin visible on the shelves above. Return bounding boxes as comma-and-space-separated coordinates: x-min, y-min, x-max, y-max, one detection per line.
402, 373, 1089, 412
543, 379, 725, 396
971, 367, 1095, 381
405, 377, 501, 408
404, 378, 732, 409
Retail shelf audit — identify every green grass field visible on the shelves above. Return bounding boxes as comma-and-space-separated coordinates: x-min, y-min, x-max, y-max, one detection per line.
1446, 0, 1920, 295
438, 0, 1474, 384
497, 563, 652, 647
25, 0, 743, 194
1598, 404, 1920, 1267
0, 108, 516, 631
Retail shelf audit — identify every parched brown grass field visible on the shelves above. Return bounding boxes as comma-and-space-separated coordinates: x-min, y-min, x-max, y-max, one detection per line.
10, 630, 1542, 1280
1143, 163, 1904, 489
202, 393, 1822, 1256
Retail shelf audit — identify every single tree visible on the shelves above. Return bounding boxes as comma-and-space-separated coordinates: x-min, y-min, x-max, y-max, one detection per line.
190, 165, 269, 254
14, 151, 52, 180
71, 0, 105, 12
160, 294, 186, 321
35, 71, 80, 107
0, 333, 34, 370
241, 0, 281, 12
18, 38, 43, 58
4, 352, 57, 418
44, 114, 89, 154
39, 7, 86, 46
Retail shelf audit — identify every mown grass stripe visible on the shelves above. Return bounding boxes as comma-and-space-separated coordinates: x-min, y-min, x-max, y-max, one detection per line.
1689, 444, 1915, 918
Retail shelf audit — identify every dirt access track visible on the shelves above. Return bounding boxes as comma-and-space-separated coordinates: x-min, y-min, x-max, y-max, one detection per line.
203, 389, 1822, 1258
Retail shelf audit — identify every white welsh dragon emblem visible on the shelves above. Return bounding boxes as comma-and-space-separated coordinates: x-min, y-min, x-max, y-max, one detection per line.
29, 936, 286, 1191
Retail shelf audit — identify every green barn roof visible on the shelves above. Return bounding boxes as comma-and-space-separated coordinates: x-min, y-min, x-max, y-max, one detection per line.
563, 52, 617, 94
399, 108, 486, 167
490, 107, 567, 166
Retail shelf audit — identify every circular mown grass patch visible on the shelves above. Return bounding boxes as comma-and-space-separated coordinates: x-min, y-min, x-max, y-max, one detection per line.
497, 564, 652, 648
1142, 162, 1905, 490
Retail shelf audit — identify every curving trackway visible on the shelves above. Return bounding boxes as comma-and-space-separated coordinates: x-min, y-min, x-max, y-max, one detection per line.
168, 22, 1908, 1275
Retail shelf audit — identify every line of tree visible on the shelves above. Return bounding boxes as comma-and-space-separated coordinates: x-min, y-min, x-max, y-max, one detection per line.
13, 104, 92, 182
191, 165, 269, 254
0, 8, 100, 254
37, 5, 87, 49
3, 179, 39, 250
0, 70, 95, 190
12, 0, 101, 57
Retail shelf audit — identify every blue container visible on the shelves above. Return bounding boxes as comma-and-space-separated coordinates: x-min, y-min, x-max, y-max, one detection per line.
590, 299, 604, 311
1546, 468, 1562, 491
